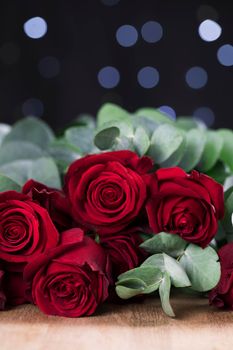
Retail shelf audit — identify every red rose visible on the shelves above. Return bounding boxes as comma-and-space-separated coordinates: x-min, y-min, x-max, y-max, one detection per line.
0, 268, 6, 310
22, 179, 73, 231
100, 228, 145, 278
146, 167, 224, 247
209, 243, 233, 309
24, 228, 110, 317
0, 191, 59, 265
64, 151, 153, 234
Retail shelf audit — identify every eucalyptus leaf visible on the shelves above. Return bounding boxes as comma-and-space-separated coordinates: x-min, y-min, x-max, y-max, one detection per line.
0, 157, 61, 189
218, 129, 233, 172
0, 173, 21, 192
0, 124, 11, 145
176, 117, 200, 131
117, 266, 162, 287
178, 129, 206, 171
222, 191, 233, 232
179, 244, 220, 292
3, 117, 54, 150
136, 108, 174, 125
148, 124, 184, 164
94, 126, 120, 150
197, 131, 223, 172
142, 253, 191, 288
160, 135, 186, 167
159, 272, 175, 317
0, 141, 45, 165
65, 126, 95, 154
140, 232, 187, 257
133, 126, 150, 156
97, 103, 132, 130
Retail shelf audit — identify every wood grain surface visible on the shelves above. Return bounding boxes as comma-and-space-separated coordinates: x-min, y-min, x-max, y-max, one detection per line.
0, 295, 233, 350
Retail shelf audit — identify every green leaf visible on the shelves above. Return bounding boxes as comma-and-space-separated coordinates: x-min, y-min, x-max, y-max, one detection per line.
65, 126, 96, 154
94, 126, 120, 150
160, 134, 186, 167
97, 103, 132, 131
218, 129, 233, 172
113, 135, 135, 151
0, 141, 45, 165
0, 173, 21, 192
140, 232, 187, 257
176, 117, 206, 131
3, 117, 54, 150
133, 126, 150, 156
116, 266, 163, 298
159, 272, 175, 317
142, 253, 191, 288
131, 115, 159, 136
0, 124, 11, 145
179, 244, 220, 292
148, 124, 184, 164
0, 157, 61, 189
197, 131, 223, 172
48, 140, 80, 173
178, 129, 206, 171
136, 108, 174, 125
206, 161, 230, 184
115, 278, 147, 299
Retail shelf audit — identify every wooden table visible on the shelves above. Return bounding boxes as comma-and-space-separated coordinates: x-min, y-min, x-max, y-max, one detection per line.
1, 295, 233, 350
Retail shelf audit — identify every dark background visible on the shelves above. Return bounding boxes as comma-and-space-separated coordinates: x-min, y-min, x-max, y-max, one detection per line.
0, 0, 232, 129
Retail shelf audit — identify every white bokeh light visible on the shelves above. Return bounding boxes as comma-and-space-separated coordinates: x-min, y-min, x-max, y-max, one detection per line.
137, 67, 159, 88
159, 106, 176, 120
98, 66, 120, 88
198, 19, 222, 42
23, 17, 47, 39
116, 25, 138, 47
217, 44, 233, 67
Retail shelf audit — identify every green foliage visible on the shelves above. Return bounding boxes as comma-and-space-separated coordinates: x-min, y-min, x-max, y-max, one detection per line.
116, 232, 220, 317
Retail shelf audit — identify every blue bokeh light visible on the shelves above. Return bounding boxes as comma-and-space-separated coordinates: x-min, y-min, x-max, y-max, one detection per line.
98, 66, 120, 88
193, 107, 215, 127
185, 66, 208, 89
198, 19, 222, 42
116, 25, 138, 47
217, 44, 233, 67
141, 21, 163, 43
137, 67, 159, 88
159, 105, 176, 120
22, 98, 44, 117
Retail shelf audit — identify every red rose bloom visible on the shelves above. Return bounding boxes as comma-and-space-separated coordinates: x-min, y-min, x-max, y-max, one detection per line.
0, 191, 59, 265
146, 167, 224, 247
100, 228, 145, 278
22, 179, 73, 231
64, 151, 153, 234
209, 243, 233, 309
24, 228, 110, 317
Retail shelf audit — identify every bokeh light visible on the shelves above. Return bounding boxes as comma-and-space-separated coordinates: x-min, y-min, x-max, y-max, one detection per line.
38, 56, 60, 79
159, 105, 176, 120
198, 19, 222, 42
141, 21, 163, 43
116, 25, 138, 47
23, 17, 47, 39
98, 66, 120, 88
185, 66, 208, 89
137, 67, 159, 88
193, 107, 215, 127
22, 98, 44, 117
217, 44, 233, 66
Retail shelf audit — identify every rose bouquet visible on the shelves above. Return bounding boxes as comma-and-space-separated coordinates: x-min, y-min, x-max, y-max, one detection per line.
0, 103, 233, 317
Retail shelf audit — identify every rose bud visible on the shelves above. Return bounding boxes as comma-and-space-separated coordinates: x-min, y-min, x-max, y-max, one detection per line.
22, 179, 73, 232
146, 167, 224, 247
64, 151, 153, 234
209, 243, 233, 309
0, 191, 59, 266
100, 228, 145, 279
24, 228, 110, 317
